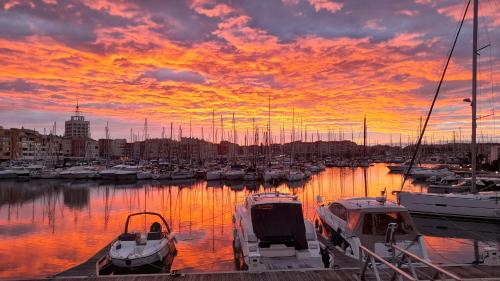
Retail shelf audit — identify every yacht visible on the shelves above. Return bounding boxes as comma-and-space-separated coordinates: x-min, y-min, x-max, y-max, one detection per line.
233, 192, 323, 271
100, 165, 138, 181
206, 169, 224, 181
408, 167, 455, 180
398, 191, 500, 221
60, 165, 98, 179
316, 196, 428, 261
224, 164, 245, 180
108, 212, 176, 271
397, 0, 500, 222
170, 168, 194, 180
285, 169, 305, 182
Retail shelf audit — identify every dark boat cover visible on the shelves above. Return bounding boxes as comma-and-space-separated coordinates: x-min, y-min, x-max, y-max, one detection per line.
251, 203, 308, 250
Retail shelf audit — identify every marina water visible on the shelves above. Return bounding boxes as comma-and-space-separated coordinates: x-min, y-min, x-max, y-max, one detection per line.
0, 164, 498, 278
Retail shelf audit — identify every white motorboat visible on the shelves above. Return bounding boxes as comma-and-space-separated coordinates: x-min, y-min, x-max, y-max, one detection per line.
100, 165, 138, 181
109, 212, 176, 270
152, 170, 171, 180
206, 169, 223, 180
285, 169, 305, 182
409, 167, 455, 180
224, 164, 245, 180
263, 169, 282, 182
60, 165, 98, 179
233, 192, 324, 271
0, 169, 17, 179
170, 168, 193, 180
397, 191, 500, 221
316, 196, 428, 261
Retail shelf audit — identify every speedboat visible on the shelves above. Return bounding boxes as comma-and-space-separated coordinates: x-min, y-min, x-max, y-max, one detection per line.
316, 196, 428, 261
233, 192, 323, 271
109, 212, 177, 271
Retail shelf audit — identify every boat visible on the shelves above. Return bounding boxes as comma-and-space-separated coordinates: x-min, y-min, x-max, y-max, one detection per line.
263, 169, 282, 182
397, 191, 500, 220
233, 192, 324, 270
108, 212, 177, 270
285, 169, 305, 182
243, 167, 260, 181
0, 168, 17, 179
60, 165, 98, 179
224, 164, 245, 180
136, 169, 152, 180
316, 196, 428, 261
398, 0, 500, 221
170, 168, 194, 180
206, 169, 224, 180
99, 165, 138, 181
408, 167, 455, 180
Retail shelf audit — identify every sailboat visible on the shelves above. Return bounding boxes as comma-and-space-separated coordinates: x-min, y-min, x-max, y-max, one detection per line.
397, 0, 500, 221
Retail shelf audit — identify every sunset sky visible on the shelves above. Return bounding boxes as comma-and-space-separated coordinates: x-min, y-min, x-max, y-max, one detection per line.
0, 0, 498, 144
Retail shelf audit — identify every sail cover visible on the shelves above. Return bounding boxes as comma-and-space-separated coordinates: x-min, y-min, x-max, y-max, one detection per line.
251, 203, 308, 250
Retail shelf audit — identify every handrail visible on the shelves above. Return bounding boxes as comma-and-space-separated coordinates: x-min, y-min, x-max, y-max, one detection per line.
392, 244, 462, 281
359, 245, 417, 281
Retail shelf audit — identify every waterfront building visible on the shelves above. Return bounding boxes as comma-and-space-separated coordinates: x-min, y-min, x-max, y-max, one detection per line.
64, 102, 90, 139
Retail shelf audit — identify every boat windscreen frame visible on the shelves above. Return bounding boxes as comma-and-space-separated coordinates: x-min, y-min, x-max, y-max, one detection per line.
124, 211, 172, 234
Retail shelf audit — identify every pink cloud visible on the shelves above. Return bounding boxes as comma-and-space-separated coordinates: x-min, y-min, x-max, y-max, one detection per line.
308, 0, 343, 13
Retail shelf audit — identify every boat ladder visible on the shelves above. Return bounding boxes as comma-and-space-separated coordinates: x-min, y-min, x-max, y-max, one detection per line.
358, 223, 462, 281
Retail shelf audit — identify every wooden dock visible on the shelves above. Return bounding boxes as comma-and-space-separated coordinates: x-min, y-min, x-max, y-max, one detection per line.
52, 237, 500, 281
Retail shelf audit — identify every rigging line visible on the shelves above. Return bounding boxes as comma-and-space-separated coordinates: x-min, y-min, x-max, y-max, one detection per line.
399, 0, 471, 192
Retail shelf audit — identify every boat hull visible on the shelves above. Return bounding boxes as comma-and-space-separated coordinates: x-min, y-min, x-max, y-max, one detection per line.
398, 192, 500, 220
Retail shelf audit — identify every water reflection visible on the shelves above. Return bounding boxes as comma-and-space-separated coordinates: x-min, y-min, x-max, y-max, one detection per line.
0, 163, 497, 278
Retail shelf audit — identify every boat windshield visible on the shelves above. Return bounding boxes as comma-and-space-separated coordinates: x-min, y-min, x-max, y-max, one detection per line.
362, 212, 414, 236
251, 203, 307, 250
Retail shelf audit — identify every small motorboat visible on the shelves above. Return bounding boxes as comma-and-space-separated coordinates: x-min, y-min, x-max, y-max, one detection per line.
108, 212, 177, 271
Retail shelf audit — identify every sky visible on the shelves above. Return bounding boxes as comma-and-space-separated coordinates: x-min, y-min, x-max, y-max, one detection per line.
0, 0, 499, 144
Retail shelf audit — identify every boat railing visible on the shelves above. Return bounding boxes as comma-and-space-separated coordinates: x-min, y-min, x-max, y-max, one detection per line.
358, 244, 416, 281
359, 222, 462, 281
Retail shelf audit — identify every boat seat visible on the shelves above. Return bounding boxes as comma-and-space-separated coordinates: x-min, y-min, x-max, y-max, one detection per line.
147, 232, 163, 240
119, 233, 136, 241
148, 222, 163, 240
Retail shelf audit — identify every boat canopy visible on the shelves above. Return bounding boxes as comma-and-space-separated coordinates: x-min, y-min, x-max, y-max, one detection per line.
250, 203, 308, 250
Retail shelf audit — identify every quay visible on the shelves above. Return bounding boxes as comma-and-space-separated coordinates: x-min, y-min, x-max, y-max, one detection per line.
53, 236, 500, 281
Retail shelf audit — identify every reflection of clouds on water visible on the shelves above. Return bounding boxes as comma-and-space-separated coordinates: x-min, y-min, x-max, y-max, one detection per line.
0, 164, 497, 278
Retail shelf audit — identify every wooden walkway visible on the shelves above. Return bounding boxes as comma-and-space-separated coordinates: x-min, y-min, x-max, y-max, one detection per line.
54, 236, 500, 281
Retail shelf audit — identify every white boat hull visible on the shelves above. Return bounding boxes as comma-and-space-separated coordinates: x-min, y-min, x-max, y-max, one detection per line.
398, 192, 500, 220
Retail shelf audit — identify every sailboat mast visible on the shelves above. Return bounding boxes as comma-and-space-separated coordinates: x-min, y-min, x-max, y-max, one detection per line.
471, 0, 478, 193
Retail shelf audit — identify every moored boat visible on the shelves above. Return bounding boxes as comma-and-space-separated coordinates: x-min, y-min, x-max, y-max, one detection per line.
233, 192, 324, 270
316, 196, 428, 261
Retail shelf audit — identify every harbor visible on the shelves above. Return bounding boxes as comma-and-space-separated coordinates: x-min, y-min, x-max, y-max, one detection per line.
1, 164, 500, 279
1, 0, 499, 279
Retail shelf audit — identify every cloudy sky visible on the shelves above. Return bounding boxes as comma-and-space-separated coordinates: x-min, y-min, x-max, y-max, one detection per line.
0, 0, 498, 144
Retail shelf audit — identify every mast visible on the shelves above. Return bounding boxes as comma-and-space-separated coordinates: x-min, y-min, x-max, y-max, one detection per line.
363, 116, 367, 158
268, 94, 271, 163
471, 0, 478, 193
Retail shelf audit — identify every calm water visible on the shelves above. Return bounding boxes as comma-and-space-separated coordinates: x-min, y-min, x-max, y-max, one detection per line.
0, 164, 499, 278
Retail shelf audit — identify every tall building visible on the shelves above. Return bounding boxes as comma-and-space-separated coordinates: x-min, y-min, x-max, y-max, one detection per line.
64, 101, 90, 139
